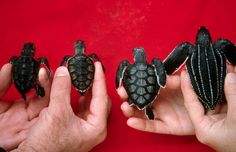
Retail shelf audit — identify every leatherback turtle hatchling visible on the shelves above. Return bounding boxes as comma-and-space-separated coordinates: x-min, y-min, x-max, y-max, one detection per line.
164, 26, 236, 110
61, 40, 101, 95
116, 48, 166, 120
9, 43, 50, 100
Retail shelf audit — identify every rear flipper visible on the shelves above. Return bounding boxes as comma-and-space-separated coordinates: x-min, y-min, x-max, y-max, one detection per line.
88, 53, 106, 72
163, 42, 194, 74
115, 60, 130, 89
214, 38, 236, 65
151, 58, 166, 87
35, 84, 45, 97
145, 105, 154, 120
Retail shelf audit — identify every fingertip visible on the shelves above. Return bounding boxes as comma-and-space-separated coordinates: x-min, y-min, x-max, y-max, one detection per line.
38, 68, 49, 83
117, 87, 128, 100
127, 118, 146, 131
0, 63, 13, 96
54, 66, 70, 77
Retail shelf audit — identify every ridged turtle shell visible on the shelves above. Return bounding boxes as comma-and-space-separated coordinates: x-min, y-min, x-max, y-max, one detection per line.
122, 63, 159, 109
13, 56, 39, 95
68, 54, 95, 93
186, 44, 226, 109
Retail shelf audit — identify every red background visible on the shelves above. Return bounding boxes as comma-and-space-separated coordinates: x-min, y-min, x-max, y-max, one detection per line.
1, 0, 236, 151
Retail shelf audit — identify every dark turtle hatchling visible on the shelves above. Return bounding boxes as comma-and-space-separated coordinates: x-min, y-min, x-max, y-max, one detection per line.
9, 43, 50, 100
164, 26, 236, 110
116, 48, 166, 120
61, 40, 101, 95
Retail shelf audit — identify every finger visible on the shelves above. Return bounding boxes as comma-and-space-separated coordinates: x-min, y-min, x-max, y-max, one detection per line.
224, 73, 236, 121
89, 62, 111, 124
120, 102, 145, 118
1, 129, 28, 151
165, 74, 181, 89
49, 67, 72, 114
116, 86, 128, 100
226, 63, 234, 73
0, 63, 13, 96
127, 117, 173, 134
180, 70, 205, 126
27, 68, 52, 120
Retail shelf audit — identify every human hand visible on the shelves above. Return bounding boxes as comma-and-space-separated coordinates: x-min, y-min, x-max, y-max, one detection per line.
117, 73, 194, 135
0, 63, 51, 151
15, 62, 111, 152
181, 67, 236, 152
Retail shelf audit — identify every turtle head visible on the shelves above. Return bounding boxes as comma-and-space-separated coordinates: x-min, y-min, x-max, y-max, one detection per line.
196, 26, 212, 46
74, 40, 85, 55
22, 43, 35, 57
133, 48, 146, 63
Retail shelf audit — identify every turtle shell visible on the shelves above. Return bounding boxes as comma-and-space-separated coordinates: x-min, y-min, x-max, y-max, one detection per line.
123, 62, 159, 109
68, 54, 95, 94
186, 44, 227, 109
13, 56, 39, 95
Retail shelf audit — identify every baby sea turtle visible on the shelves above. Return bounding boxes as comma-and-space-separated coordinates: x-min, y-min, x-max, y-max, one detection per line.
9, 43, 50, 100
61, 40, 101, 95
116, 48, 166, 120
164, 26, 236, 110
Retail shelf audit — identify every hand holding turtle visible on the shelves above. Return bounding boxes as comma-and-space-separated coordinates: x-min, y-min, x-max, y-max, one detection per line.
181, 68, 236, 152
117, 73, 195, 135
0, 63, 51, 151
14, 62, 111, 152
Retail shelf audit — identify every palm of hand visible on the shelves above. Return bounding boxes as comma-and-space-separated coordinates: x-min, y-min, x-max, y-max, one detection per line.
0, 63, 50, 151
118, 74, 194, 135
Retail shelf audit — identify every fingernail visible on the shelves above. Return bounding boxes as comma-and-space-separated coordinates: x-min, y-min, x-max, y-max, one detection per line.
55, 67, 69, 77
226, 73, 236, 84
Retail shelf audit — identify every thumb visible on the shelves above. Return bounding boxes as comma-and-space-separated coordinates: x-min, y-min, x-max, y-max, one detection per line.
225, 72, 236, 121
49, 66, 72, 114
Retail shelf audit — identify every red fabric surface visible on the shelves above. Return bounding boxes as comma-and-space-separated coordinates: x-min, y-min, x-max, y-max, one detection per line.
1, 0, 236, 151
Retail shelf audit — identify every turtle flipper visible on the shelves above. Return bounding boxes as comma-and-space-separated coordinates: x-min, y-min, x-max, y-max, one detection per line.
37, 57, 50, 76
88, 53, 105, 72
9, 56, 18, 64
115, 60, 130, 89
35, 84, 45, 97
60, 55, 71, 66
145, 105, 154, 120
163, 42, 194, 74
214, 38, 236, 65
151, 58, 166, 88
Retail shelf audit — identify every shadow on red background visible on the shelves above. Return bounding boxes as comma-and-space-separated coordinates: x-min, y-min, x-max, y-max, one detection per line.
1, 0, 236, 151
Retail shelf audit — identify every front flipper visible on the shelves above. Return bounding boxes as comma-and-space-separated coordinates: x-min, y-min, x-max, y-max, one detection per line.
151, 58, 166, 87
214, 38, 236, 65
115, 60, 130, 89
88, 53, 105, 72
145, 105, 154, 120
9, 56, 18, 64
35, 84, 45, 97
163, 42, 194, 74
60, 55, 71, 66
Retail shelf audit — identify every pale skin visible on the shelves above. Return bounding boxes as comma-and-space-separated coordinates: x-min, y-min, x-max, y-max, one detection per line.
181, 66, 236, 152
0, 63, 51, 151
118, 64, 236, 152
117, 73, 195, 135
0, 62, 111, 152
